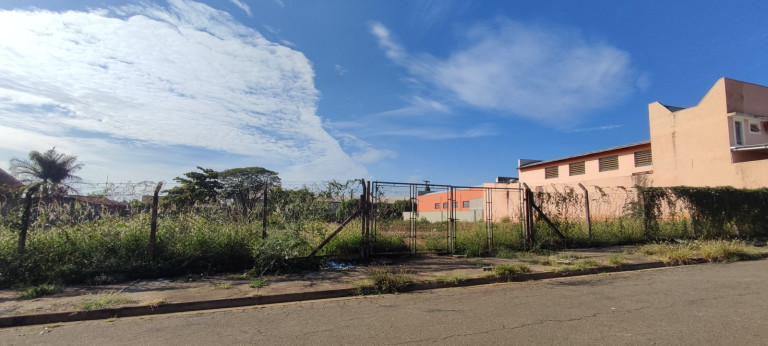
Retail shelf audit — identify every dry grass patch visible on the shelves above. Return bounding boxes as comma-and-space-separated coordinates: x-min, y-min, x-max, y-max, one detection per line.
140, 298, 167, 308
699, 240, 762, 262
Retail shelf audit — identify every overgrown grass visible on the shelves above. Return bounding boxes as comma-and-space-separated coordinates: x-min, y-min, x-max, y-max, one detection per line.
432, 274, 468, 284
356, 267, 414, 294
608, 253, 628, 265
492, 264, 531, 277
249, 278, 269, 288
19, 283, 63, 299
638, 240, 764, 264
550, 258, 601, 273
78, 292, 135, 311
698, 240, 762, 262
638, 242, 696, 265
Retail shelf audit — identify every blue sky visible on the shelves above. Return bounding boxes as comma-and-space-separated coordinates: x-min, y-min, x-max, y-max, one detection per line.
1, 0, 767, 186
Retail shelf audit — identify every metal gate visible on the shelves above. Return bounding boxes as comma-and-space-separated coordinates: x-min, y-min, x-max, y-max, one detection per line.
370, 181, 524, 255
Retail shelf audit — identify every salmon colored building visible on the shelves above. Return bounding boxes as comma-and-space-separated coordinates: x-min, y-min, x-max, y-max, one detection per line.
408, 78, 768, 223
519, 78, 768, 189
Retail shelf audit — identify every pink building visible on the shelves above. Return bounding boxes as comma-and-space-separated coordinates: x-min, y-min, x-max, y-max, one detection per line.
519, 78, 768, 189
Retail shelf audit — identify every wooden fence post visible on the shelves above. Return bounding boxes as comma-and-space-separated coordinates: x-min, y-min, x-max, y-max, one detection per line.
148, 182, 163, 260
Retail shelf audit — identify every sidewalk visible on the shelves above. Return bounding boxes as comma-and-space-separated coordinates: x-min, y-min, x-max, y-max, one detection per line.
0, 246, 732, 327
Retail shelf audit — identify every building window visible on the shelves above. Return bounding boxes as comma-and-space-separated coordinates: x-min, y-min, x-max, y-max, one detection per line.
452, 201, 458, 208
435, 203, 440, 210
634, 150, 652, 167
462, 201, 470, 208
599, 155, 619, 172
734, 120, 744, 145
569, 161, 585, 176
443, 202, 448, 209
749, 122, 761, 133
544, 166, 559, 179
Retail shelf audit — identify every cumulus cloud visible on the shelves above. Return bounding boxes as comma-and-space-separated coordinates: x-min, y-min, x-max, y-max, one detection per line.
0, 0, 366, 182
370, 19, 639, 126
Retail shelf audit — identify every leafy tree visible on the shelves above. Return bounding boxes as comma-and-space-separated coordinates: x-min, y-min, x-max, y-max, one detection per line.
164, 167, 223, 208
9, 147, 83, 196
220, 167, 280, 218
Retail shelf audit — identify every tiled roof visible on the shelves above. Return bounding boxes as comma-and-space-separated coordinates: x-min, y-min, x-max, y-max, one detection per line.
0, 168, 23, 189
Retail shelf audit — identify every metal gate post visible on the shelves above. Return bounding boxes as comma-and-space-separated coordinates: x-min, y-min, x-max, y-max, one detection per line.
448, 186, 455, 254
485, 188, 493, 254
410, 184, 417, 254
522, 183, 534, 249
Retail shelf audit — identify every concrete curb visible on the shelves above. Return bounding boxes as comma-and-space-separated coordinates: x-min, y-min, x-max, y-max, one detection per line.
2, 256, 765, 328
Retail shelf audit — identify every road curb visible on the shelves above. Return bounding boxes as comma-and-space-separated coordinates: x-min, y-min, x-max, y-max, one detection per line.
1, 257, 764, 328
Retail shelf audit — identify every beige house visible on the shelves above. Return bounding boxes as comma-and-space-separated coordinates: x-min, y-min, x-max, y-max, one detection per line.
518, 78, 768, 189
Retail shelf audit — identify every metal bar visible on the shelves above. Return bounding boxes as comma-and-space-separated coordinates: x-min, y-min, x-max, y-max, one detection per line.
485, 187, 493, 253
577, 183, 591, 242
410, 184, 417, 254
309, 208, 362, 257
530, 199, 567, 241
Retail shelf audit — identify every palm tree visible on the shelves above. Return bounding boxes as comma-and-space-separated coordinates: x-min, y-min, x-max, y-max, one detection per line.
9, 147, 84, 196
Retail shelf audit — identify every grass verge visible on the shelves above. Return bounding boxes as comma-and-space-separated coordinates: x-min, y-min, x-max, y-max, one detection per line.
19, 283, 63, 300
78, 292, 135, 311
492, 264, 531, 277
356, 267, 414, 294
249, 278, 269, 289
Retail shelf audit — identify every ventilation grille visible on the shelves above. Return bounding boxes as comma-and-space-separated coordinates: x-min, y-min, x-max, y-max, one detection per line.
569, 161, 585, 176
545, 166, 559, 179
634, 150, 652, 167
599, 156, 619, 172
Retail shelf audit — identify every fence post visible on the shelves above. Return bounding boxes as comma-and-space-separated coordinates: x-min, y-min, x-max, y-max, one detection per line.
148, 181, 163, 260
16, 184, 39, 257
365, 180, 372, 259
360, 179, 368, 259
261, 183, 268, 239
640, 189, 649, 240
522, 183, 534, 250
577, 183, 591, 243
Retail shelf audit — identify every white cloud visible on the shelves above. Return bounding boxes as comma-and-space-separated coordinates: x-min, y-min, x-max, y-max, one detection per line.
334, 64, 348, 76
370, 19, 640, 126
0, 0, 366, 182
230, 0, 252, 17
369, 21, 407, 61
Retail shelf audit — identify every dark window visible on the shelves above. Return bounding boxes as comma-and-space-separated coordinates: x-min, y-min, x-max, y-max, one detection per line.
634, 150, 652, 167
443, 202, 448, 209
569, 161, 585, 176
735, 120, 744, 145
545, 166, 559, 179
462, 201, 470, 208
435, 203, 440, 209
599, 155, 619, 172
452, 201, 458, 208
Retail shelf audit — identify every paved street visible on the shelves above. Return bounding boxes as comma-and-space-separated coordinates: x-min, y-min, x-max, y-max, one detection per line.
3, 260, 768, 345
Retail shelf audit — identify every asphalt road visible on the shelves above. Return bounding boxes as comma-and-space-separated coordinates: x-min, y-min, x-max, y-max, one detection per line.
3, 260, 768, 345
